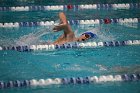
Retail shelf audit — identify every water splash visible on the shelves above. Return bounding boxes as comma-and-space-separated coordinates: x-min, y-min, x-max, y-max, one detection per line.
16, 20, 60, 46
15, 25, 56, 46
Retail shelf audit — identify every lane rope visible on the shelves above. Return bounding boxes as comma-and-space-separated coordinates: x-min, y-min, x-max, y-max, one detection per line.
0, 40, 140, 52
0, 18, 139, 28
0, 3, 140, 11
0, 73, 140, 89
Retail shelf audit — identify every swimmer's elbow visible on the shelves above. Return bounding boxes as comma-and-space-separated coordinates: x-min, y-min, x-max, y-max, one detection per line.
63, 23, 68, 26
59, 23, 68, 28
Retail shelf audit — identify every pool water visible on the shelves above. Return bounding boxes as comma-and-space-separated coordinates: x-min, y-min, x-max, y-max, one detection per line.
0, 0, 140, 93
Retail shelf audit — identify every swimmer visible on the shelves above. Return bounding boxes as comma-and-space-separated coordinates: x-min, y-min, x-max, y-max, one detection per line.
52, 12, 97, 45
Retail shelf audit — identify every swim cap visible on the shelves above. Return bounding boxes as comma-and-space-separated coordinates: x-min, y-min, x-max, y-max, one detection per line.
82, 32, 97, 39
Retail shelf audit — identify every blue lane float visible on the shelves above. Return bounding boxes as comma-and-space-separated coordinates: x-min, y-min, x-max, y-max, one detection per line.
0, 3, 140, 12
0, 18, 139, 28
0, 40, 140, 52
0, 73, 140, 89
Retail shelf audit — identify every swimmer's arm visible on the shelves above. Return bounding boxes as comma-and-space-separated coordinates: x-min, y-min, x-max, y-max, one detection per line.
52, 34, 64, 45
53, 12, 68, 32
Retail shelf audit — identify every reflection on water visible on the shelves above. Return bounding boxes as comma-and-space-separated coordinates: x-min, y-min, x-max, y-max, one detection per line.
110, 65, 140, 74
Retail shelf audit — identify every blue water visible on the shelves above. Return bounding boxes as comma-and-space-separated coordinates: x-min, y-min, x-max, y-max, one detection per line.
0, 0, 140, 93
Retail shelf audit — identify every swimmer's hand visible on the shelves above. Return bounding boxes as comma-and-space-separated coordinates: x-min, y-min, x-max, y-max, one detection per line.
53, 26, 59, 32
53, 24, 65, 32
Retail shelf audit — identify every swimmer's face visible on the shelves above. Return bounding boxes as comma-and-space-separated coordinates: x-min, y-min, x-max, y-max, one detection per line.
77, 34, 90, 42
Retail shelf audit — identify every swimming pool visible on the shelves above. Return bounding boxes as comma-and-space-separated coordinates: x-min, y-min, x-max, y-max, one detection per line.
0, 0, 140, 93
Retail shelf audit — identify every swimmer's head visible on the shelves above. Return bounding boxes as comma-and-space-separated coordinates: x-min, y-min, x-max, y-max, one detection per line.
77, 32, 97, 42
